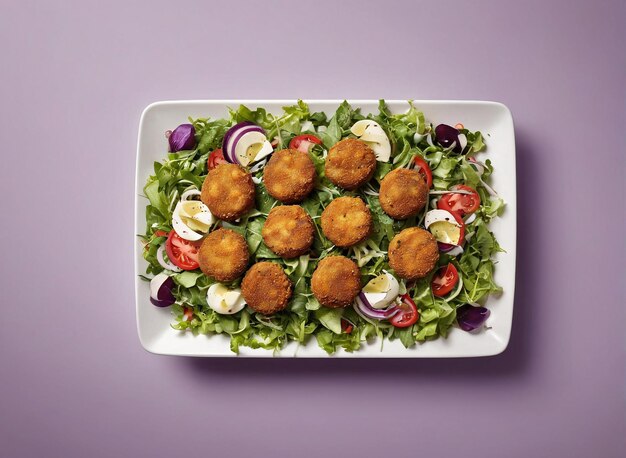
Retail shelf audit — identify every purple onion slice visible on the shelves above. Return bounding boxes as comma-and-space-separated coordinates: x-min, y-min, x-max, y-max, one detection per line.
169, 124, 196, 152
456, 304, 490, 332
354, 292, 399, 320
435, 124, 462, 154
222, 122, 265, 164
149, 273, 176, 307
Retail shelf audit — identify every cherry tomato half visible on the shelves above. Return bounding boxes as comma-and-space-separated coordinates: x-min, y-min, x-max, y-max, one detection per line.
165, 230, 201, 271
437, 184, 480, 217
207, 148, 228, 170
390, 294, 419, 328
289, 134, 322, 153
341, 318, 354, 334
413, 156, 433, 188
431, 263, 460, 297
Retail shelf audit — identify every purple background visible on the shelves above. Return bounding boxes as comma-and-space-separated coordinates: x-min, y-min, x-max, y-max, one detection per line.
1, 1, 624, 457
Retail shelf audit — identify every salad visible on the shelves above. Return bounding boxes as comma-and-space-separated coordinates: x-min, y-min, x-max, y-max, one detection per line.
140, 100, 505, 354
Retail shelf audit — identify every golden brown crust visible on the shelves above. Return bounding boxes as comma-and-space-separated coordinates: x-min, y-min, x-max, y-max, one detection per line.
320, 196, 372, 247
261, 205, 315, 258
379, 168, 428, 220
325, 138, 376, 190
311, 256, 361, 308
241, 262, 293, 315
263, 149, 316, 203
388, 227, 439, 281
198, 228, 250, 282
201, 163, 255, 221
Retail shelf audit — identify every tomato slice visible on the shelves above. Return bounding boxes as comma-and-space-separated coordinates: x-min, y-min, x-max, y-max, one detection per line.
437, 184, 480, 216
390, 294, 419, 328
165, 230, 201, 271
413, 156, 433, 188
431, 263, 460, 297
207, 148, 228, 170
289, 134, 322, 153
341, 318, 354, 334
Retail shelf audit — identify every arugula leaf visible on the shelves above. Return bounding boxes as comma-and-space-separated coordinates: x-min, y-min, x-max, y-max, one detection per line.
334, 100, 357, 129
228, 104, 273, 128
320, 115, 342, 149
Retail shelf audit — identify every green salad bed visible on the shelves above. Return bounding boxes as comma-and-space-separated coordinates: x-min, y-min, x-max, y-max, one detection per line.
140, 100, 504, 354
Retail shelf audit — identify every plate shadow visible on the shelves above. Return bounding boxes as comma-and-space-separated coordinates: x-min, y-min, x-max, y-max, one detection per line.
176, 128, 539, 383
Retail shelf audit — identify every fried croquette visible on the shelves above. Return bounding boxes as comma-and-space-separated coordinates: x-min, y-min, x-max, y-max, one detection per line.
241, 262, 293, 315
379, 168, 429, 220
201, 163, 255, 221
320, 196, 372, 247
388, 227, 439, 281
262, 205, 315, 258
198, 228, 250, 282
311, 256, 361, 308
325, 138, 376, 190
263, 149, 316, 203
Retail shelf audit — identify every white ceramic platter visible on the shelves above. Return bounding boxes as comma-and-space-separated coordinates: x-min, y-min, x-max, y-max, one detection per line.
135, 100, 516, 357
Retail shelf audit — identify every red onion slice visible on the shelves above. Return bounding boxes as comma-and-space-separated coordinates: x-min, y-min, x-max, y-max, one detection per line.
156, 245, 182, 272
457, 304, 490, 332
168, 124, 196, 152
464, 213, 477, 225
227, 126, 264, 163
222, 122, 265, 164
181, 189, 201, 201
354, 292, 399, 320
438, 242, 456, 252
149, 273, 176, 307
435, 124, 462, 154
438, 242, 464, 256
222, 122, 254, 160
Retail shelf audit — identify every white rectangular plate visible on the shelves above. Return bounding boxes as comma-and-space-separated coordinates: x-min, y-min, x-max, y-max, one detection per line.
135, 100, 516, 357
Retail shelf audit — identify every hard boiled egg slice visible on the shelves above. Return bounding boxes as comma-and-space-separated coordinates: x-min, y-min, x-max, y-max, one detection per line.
234, 131, 273, 166
351, 120, 384, 137
355, 121, 387, 139
350, 120, 392, 162
362, 134, 392, 162
351, 120, 370, 137
172, 200, 214, 241
362, 271, 400, 309
207, 283, 246, 315
425, 209, 462, 245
